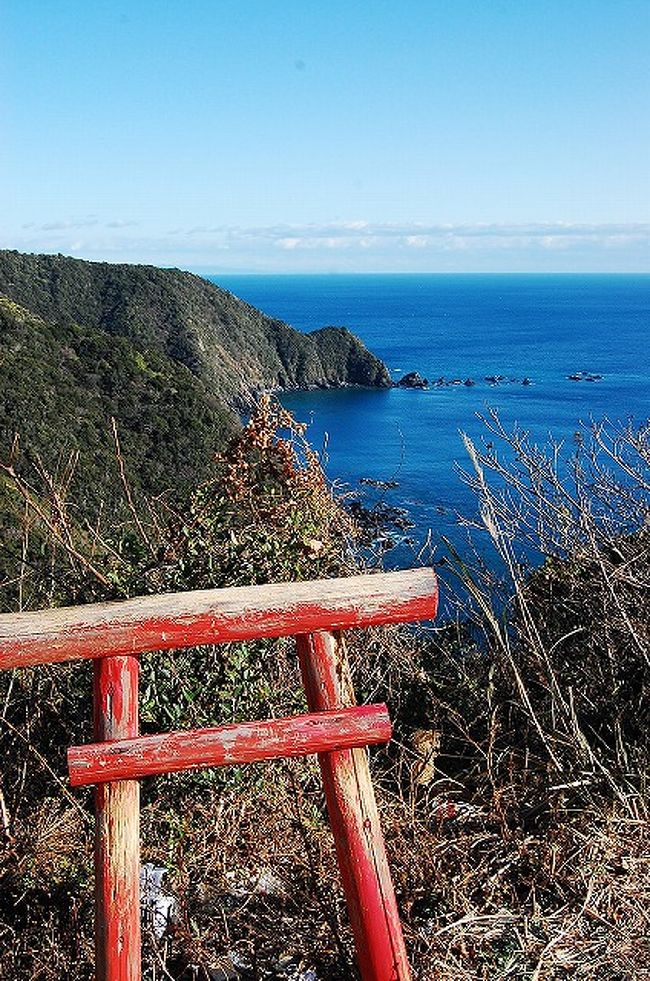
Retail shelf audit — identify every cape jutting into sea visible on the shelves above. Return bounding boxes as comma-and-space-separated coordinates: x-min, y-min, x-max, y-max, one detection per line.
212, 273, 650, 568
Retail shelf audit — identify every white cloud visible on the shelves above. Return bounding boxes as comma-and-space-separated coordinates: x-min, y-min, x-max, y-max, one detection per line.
5, 219, 649, 271
276, 237, 302, 251
39, 217, 98, 231
105, 220, 139, 229
404, 235, 430, 249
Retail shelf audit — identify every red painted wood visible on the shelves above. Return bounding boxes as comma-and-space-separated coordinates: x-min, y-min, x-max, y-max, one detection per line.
0, 569, 438, 670
68, 704, 392, 786
94, 656, 141, 981
297, 631, 412, 981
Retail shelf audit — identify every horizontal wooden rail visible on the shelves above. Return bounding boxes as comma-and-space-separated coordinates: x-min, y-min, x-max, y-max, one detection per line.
0, 568, 437, 670
68, 704, 391, 786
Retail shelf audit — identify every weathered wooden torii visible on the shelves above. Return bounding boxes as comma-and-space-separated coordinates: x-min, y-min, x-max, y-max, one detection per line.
0, 568, 438, 981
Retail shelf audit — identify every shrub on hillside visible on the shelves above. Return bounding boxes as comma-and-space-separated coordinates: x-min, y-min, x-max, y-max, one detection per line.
435, 414, 649, 816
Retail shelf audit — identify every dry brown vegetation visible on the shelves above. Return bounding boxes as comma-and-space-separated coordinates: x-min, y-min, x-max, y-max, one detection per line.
0, 402, 648, 979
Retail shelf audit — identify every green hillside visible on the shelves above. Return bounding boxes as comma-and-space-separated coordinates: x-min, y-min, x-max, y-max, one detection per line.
0, 250, 391, 402
0, 294, 237, 509
0, 249, 390, 515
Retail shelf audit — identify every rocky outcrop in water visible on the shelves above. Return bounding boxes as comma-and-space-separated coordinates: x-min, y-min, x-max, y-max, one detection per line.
395, 371, 429, 389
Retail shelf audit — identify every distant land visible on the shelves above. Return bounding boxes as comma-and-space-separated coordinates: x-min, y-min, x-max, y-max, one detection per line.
0, 250, 389, 513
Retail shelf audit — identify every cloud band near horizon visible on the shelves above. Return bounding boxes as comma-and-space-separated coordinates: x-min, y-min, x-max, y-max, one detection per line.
4, 220, 649, 272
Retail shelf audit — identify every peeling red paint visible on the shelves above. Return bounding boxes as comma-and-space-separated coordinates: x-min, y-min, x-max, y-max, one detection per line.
1, 570, 437, 980
0, 569, 438, 670
297, 632, 412, 981
68, 704, 392, 786
94, 657, 140, 981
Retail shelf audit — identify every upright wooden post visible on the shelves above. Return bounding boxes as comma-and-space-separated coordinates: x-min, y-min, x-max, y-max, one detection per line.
93, 655, 141, 981
297, 631, 411, 981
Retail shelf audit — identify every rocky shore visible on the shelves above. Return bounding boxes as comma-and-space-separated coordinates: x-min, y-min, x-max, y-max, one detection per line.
394, 370, 604, 390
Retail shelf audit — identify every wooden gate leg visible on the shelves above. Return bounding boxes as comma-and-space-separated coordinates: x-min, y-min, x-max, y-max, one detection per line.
93, 655, 141, 981
297, 631, 411, 981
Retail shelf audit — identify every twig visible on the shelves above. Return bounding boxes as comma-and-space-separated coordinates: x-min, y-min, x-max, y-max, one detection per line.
111, 417, 156, 558
0, 784, 12, 840
0, 461, 112, 588
434, 912, 518, 936
0, 715, 92, 826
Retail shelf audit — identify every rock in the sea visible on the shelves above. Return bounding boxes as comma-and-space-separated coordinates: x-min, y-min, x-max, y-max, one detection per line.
359, 477, 400, 489
395, 371, 429, 389
568, 370, 604, 382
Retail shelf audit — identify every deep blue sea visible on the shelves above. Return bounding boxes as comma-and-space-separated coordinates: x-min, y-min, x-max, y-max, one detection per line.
211, 274, 650, 566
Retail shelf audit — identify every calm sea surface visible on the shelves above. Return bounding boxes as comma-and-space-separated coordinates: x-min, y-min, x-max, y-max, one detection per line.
211, 274, 650, 564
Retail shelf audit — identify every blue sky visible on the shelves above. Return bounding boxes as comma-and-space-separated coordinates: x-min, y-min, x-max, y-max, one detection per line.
1, 0, 649, 272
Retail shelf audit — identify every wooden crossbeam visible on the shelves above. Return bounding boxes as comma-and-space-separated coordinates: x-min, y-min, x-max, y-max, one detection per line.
68, 704, 391, 785
0, 568, 437, 669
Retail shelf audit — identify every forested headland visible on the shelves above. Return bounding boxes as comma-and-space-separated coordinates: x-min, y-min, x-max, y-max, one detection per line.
0, 250, 389, 509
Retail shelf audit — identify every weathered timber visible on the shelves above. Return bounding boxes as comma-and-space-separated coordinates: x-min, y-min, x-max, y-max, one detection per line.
93, 655, 141, 981
297, 631, 412, 981
0, 569, 437, 670
68, 704, 391, 786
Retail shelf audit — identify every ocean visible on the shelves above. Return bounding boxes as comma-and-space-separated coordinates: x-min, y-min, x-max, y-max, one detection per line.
211, 274, 650, 566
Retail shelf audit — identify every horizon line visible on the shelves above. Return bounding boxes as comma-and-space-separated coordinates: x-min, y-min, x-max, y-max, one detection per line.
196, 268, 650, 277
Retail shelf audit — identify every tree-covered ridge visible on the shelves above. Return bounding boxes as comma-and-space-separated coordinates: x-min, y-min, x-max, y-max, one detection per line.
0, 293, 237, 512
0, 250, 391, 401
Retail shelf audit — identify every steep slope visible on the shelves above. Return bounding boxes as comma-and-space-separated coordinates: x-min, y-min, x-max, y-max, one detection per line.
0, 251, 391, 401
0, 294, 237, 510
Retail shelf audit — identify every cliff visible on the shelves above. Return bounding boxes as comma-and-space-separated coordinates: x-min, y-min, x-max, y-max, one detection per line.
0, 250, 390, 508
0, 251, 391, 402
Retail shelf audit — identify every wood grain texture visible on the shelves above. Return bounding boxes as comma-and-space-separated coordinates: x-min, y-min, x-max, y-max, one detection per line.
297, 631, 412, 981
93, 656, 141, 981
69, 704, 392, 786
0, 568, 437, 670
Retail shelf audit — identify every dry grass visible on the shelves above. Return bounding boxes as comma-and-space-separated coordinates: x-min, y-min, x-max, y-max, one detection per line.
0, 409, 649, 978
1, 633, 649, 979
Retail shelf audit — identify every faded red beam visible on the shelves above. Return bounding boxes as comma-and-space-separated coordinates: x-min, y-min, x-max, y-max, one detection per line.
68, 704, 392, 786
0, 568, 437, 670
298, 632, 412, 981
